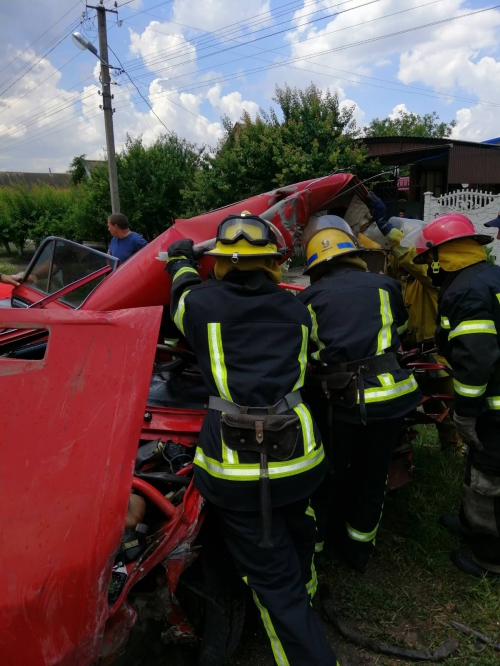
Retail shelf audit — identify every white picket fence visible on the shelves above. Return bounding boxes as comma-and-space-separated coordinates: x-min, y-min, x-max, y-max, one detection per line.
424, 189, 500, 264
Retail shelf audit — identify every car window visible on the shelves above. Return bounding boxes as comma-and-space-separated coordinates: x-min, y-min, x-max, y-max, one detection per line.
23, 238, 118, 308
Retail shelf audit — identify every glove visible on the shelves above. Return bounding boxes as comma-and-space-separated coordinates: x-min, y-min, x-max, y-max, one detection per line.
453, 413, 484, 451
165, 239, 195, 275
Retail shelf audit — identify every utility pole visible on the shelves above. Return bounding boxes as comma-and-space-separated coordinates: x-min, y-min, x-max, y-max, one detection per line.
95, 4, 120, 213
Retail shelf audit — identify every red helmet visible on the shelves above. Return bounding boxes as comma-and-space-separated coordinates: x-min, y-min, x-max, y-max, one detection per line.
411, 213, 492, 264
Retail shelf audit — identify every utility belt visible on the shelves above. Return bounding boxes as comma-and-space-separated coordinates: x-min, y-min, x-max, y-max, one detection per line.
209, 390, 303, 549
307, 352, 401, 424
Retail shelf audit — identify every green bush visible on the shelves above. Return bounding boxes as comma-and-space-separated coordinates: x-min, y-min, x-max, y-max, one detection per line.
0, 184, 77, 256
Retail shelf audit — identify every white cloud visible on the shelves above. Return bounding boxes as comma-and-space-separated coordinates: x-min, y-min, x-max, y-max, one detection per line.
207, 83, 259, 121
397, 4, 500, 140
388, 103, 408, 120
129, 21, 197, 78
172, 0, 271, 34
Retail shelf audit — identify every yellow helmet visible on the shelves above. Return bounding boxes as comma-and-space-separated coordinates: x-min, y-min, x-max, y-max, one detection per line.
358, 232, 383, 250
206, 214, 283, 260
303, 215, 360, 275
358, 232, 388, 274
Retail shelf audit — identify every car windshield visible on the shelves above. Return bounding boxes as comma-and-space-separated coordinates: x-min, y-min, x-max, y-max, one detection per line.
22, 238, 118, 308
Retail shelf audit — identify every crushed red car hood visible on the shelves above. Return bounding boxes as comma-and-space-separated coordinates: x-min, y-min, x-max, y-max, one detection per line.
82, 174, 367, 312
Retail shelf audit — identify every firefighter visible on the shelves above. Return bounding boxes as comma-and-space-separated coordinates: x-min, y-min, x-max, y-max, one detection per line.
368, 194, 460, 453
298, 215, 422, 572
410, 213, 500, 577
165, 214, 339, 665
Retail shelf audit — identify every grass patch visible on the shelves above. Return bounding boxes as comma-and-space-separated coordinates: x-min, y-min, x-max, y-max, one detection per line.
321, 426, 500, 665
0, 261, 19, 274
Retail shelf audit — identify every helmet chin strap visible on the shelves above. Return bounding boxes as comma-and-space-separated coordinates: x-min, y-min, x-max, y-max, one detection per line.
430, 246, 440, 274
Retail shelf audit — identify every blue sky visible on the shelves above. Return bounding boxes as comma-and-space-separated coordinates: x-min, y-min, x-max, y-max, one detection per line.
0, 0, 499, 172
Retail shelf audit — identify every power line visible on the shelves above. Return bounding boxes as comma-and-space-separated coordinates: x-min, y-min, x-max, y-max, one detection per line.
0, 19, 81, 97
2, 3, 499, 154
108, 45, 174, 135
119, 0, 322, 71
0, 0, 82, 76
124, 0, 364, 75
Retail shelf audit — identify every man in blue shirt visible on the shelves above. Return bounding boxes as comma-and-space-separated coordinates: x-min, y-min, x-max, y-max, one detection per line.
108, 213, 148, 264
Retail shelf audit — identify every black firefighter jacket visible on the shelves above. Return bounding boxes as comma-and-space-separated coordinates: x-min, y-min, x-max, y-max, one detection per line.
436, 262, 500, 465
298, 264, 422, 422
169, 261, 327, 511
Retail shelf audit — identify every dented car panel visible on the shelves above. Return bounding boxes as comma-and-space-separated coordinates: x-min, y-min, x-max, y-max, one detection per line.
0, 307, 162, 666
81, 174, 367, 313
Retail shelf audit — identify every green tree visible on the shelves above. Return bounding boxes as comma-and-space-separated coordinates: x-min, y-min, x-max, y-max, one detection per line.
185, 83, 374, 216
69, 154, 88, 186
365, 109, 456, 138
0, 184, 77, 256
70, 134, 201, 242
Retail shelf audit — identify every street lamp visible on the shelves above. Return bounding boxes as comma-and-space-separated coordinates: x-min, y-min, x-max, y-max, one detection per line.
71, 18, 120, 213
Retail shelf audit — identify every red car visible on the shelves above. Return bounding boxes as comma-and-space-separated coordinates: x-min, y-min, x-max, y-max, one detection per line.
1, 174, 379, 665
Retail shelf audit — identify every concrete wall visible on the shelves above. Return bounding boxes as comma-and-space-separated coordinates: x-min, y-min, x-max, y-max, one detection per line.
424, 190, 500, 263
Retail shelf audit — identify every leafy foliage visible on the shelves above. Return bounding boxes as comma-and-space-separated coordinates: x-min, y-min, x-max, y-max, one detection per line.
365, 109, 457, 138
69, 155, 88, 186
185, 83, 375, 215
0, 184, 77, 256
70, 134, 202, 242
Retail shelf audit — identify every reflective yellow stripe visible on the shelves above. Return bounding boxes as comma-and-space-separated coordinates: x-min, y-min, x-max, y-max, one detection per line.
315, 541, 324, 553
294, 403, 316, 454
207, 323, 232, 400
251, 590, 290, 666
397, 320, 408, 336
449, 319, 497, 339
346, 521, 378, 543
497, 294, 500, 305
305, 504, 316, 519
173, 289, 190, 335
361, 375, 418, 403
293, 325, 308, 390
378, 373, 394, 387
306, 559, 318, 598
194, 445, 325, 481
172, 266, 198, 282
307, 304, 326, 363
376, 289, 393, 354
487, 396, 500, 409
221, 428, 239, 464
453, 378, 487, 397
441, 316, 451, 330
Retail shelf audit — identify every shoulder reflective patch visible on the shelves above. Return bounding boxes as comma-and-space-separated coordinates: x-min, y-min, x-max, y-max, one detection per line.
307, 304, 326, 363
293, 325, 309, 390
449, 319, 497, 339
207, 323, 232, 400
440, 316, 451, 330
173, 289, 190, 335
453, 378, 487, 397
376, 289, 393, 355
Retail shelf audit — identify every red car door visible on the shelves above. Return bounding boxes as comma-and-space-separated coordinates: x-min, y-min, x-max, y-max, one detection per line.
0, 306, 162, 666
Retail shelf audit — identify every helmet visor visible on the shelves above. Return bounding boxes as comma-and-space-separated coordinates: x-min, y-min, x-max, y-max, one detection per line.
399, 225, 428, 251
303, 215, 357, 249
218, 217, 276, 246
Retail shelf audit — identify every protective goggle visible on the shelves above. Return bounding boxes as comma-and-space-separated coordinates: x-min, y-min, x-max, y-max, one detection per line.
218, 216, 278, 247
